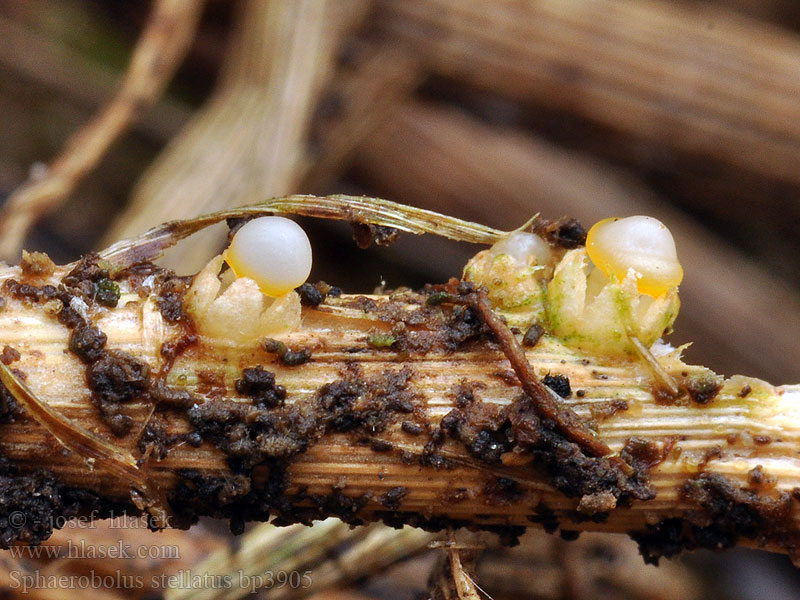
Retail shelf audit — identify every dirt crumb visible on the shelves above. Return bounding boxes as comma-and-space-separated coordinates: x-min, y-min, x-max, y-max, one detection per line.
296, 282, 326, 306
0, 346, 20, 366
68, 324, 107, 364
20, 250, 56, 277
577, 490, 617, 515
262, 339, 312, 366
589, 399, 628, 421
352, 222, 400, 249
522, 323, 544, 347
137, 415, 179, 460
88, 350, 151, 436
537, 217, 587, 249
381, 486, 408, 510
685, 371, 724, 406
542, 374, 571, 398
235, 366, 287, 409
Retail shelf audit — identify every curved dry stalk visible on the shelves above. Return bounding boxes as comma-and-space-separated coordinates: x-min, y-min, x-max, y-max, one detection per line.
98, 194, 515, 268
0, 0, 205, 262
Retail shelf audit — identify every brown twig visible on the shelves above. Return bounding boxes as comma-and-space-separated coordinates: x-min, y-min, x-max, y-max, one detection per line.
0, 0, 205, 262
103, 0, 370, 273
467, 289, 612, 458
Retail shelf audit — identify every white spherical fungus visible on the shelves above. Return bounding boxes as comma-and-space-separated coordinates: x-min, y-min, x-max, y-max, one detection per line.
586, 216, 683, 297
489, 231, 552, 267
224, 216, 312, 297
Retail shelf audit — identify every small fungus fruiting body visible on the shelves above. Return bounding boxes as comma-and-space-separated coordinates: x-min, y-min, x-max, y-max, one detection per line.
224, 216, 312, 297
462, 231, 553, 329
548, 216, 682, 355
185, 216, 313, 343
586, 216, 683, 297
489, 231, 552, 272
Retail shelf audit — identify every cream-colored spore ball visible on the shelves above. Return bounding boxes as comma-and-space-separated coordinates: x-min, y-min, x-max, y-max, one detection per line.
489, 231, 551, 266
224, 216, 312, 297
586, 215, 683, 297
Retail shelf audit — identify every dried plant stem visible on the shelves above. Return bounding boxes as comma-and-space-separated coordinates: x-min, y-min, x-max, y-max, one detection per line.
375, 0, 800, 185
1, 275, 799, 559
0, 0, 204, 262
104, 0, 369, 273
165, 520, 434, 600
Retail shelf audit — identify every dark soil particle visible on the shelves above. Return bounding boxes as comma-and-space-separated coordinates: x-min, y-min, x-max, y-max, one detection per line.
502, 395, 656, 505
420, 442, 453, 470
452, 380, 486, 408
370, 439, 393, 452
88, 350, 150, 404
0, 345, 20, 366
542, 374, 571, 398
589, 399, 629, 422
753, 435, 772, 445
381, 486, 408, 510
632, 472, 799, 565
747, 465, 775, 488
3, 279, 48, 304
235, 366, 287, 409
296, 282, 327, 306
68, 324, 107, 364
401, 421, 423, 435
335, 287, 493, 354
0, 458, 122, 547
439, 393, 509, 464
619, 437, 675, 473
153, 272, 192, 323
150, 381, 196, 411
536, 217, 587, 249
92, 401, 134, 437
171, 468, 255, 532
61, 252, 109, 295
262, 339, 312, 366
351, 222, 400, 249
522, 323, 544, 347
685, 371, 724, 406
137, 415, 180, 461
87, 350, 151, 436
739, 384, 752, 398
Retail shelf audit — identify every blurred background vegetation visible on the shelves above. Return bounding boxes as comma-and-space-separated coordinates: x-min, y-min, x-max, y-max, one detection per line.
1, 0, 800, 598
